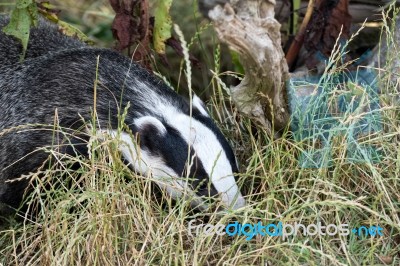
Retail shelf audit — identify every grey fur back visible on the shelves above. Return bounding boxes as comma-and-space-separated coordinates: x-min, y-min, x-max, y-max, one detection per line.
0, 16, 85, 68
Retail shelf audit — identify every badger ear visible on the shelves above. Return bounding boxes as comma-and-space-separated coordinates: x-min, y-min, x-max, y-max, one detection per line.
192, 94, 209, 117
134, 116, 167, 136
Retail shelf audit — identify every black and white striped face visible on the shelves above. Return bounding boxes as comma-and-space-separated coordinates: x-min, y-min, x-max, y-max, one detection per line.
112, 95, 246, 211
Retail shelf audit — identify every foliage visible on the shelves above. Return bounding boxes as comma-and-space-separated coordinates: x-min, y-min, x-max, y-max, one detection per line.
153, 0, 173, 54
2, 0, 38, 60
1, 0, 94, 60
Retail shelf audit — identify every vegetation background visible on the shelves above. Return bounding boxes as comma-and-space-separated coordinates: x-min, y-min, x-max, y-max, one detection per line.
0, 0, 399, 265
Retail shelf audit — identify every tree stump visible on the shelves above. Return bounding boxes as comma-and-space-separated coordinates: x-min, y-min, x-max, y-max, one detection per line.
206, 0, 290, 133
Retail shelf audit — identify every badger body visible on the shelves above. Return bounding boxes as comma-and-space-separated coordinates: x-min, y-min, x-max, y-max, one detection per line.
0, 16, 245, 213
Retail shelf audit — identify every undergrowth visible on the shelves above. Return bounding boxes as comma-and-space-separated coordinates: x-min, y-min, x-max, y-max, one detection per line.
0, 2, 400, 266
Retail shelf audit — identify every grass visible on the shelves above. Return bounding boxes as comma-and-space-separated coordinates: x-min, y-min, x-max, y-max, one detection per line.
1, 2, 400, 266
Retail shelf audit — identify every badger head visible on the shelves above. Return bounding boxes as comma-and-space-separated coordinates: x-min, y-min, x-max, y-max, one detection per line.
111, 95, 246, 211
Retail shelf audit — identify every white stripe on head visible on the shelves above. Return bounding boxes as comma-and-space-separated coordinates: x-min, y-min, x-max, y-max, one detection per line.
126, 82, 246, 209
134, 89, 245, 209
166, 112, 246, 209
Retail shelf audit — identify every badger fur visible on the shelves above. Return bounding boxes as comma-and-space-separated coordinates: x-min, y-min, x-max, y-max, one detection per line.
0, 16, 246, 214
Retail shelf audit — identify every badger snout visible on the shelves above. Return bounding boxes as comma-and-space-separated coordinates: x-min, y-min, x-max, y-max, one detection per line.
112, 113, 247, 212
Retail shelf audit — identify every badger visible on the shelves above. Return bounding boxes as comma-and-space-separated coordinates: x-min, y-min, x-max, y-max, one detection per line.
0, 16, 246, 214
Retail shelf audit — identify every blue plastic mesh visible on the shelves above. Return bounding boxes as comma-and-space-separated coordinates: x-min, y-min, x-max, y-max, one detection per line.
287, 68, 382, 168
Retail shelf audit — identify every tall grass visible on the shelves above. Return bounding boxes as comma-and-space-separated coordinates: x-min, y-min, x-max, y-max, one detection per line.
1, 4, 400, 266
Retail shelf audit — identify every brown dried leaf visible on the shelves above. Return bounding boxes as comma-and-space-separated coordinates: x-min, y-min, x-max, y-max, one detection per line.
304, 0, 352, 69
109, 0, 152, 69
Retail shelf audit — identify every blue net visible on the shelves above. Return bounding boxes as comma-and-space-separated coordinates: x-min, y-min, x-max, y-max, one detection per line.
287, 68, 382, 168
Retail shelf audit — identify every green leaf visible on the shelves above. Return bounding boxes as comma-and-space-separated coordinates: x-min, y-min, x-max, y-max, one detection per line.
15, 0, 33, 8
153, 0, 173, 54
2, 0, 38, 61
39, 8, 94, 45
292, 0, 301, 34
57, 20, 94, 45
